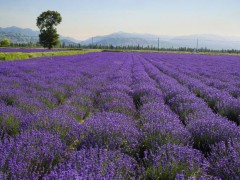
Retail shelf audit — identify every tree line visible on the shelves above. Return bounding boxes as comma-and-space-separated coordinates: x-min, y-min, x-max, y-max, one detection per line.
1, 39, 239, 54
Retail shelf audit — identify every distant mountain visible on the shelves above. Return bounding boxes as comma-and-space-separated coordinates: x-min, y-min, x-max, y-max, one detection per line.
81, 32, 240, 50
0, 26, 80, 45
0, 26, 39, 44
0, 26, 39, 36
81, 32, 173, 48
168, 34, 240, 50
1, 26, 240, 50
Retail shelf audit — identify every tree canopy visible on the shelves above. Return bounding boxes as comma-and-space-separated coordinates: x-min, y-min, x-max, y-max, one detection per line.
0, 38, 10, 47
36, 10, 62, 49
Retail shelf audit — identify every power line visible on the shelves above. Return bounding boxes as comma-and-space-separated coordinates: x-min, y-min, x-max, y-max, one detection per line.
196, 39, 199, 52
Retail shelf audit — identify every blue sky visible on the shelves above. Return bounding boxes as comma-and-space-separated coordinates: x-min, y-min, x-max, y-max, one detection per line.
0, 0, 240, 39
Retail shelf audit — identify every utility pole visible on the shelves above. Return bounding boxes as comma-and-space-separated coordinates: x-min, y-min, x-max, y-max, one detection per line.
158, 38, 160, 52
196, 39, 199, 52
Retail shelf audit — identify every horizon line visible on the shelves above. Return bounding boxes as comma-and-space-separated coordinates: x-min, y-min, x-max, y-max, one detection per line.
1, 25, 240, 41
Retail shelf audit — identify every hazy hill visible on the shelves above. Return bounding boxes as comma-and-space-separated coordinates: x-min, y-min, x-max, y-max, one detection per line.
1, 26, 240, 50
168, 34, 240, 50
0, 26, 39, 36
0, 26, 80, 45
82, 32, 240, 50
81, 32, 173, 48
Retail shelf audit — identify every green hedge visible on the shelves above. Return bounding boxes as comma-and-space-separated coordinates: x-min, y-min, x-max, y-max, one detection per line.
0, 50, 101, 61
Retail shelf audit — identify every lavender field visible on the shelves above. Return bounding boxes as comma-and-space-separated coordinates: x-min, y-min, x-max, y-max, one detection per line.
0, 52, 240, 179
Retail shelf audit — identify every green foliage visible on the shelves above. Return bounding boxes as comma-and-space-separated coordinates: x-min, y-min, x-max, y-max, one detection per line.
36, 10, 62, 49
37, 10, 62, 30
145, 163, 201, 180
55, 39, 61, 48
38, 27, 59, 49
0, 50, 99, 61
0, 52, 29, 61
0, 38, 10, 47
0, 115, 20, 137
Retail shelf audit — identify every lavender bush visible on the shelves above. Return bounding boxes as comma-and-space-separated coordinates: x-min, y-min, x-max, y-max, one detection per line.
144, 144, 209, 180
28, 110, 82, 147
187, 118, 240, 154
0, 130, 69, 179
0, 104, 29, 139
208, 139, 240, 179
45, 148, 140, 179
79, 112, 140, 154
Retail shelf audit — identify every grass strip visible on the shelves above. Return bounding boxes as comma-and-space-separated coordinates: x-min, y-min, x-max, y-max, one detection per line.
0, 49, 101, 61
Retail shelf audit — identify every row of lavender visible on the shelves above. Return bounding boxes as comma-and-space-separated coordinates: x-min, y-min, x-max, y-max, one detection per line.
0, 52, 240, 179
160, 54, 240, 98
142, 53, 240, 124
140, 54, 240, 178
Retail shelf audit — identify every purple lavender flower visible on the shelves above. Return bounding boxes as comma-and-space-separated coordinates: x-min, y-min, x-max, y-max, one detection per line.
80, 112, 140, 154
187, 118, 240, 154
27, 110, 82, 147
0, 103, 30, 138
54, 104, 90, 123
208, 139, 240, 179
45, 147, 139, 179
144, 144, 209, 179
0, 130, 68, 179
141, 120, 191, 151
175, 173, 220, 180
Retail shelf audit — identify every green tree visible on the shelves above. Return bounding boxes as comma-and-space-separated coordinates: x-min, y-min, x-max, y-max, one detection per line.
0, 38, 10, 47
36, 10, 62, 49
54, 39, 61, 48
